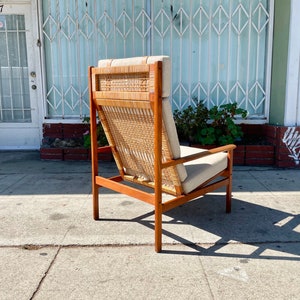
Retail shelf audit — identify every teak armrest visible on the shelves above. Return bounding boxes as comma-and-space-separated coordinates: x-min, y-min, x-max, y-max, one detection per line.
162, 144, 236, 169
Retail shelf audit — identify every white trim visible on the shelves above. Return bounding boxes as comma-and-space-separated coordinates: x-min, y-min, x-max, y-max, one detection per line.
285, 0, 300, 126
42, 117, 268, 126
30, 0, 44, 146
0, 1, 30, 3
43, 118, 83, 124
264, 0, 275, 123
36, 0, 48, 123
298, 66, 300, 125
0, 146, 39, 150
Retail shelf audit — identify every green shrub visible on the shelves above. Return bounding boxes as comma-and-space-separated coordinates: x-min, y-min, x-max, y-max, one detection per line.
173, 99, 209, 143
174, 101, 248, 146
82, 116, 108, 148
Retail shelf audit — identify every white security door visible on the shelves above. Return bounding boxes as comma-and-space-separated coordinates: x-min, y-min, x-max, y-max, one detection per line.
0, 2, 41, 149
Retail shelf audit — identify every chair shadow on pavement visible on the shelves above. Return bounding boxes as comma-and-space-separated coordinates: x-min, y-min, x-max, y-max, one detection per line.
101, 195, 300, 260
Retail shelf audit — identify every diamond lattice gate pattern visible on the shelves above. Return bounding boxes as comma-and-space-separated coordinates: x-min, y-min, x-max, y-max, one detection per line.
42, 0, 273, 119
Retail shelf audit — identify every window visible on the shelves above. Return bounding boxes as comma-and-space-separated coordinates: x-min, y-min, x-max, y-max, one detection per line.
0, 15, 31, 122
42, 0, 273, 119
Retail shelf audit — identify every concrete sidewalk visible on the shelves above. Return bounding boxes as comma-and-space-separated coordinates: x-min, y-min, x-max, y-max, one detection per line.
0, 150, 300, 299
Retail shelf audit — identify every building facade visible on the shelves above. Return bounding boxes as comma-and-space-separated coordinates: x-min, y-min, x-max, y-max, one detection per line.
0, 0, 299, 165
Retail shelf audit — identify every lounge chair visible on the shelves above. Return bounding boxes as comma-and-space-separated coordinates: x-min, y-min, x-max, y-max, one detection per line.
88, 56, 236, 252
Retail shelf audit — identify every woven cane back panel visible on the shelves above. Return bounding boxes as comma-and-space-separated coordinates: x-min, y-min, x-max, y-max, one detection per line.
96, 73, 150, 92
93, 65, 181, 191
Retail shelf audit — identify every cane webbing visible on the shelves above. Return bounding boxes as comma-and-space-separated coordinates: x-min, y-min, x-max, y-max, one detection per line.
92, 63, 182, 194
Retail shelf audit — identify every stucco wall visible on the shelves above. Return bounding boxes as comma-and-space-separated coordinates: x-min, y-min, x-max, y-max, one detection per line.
269, 0, 291, 125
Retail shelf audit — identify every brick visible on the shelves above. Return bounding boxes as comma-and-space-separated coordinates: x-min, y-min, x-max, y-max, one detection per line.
63, 124, 89, 139
276, 160, 300, 168
245, 158, 274, 166
40, 148, 63, 160
245, 145, 275, 159
233, 157, 244, 165
98, 152, 113, 162
233, 145, 245, 165
43, 123, 63, 139
264, 124, 277, 139
244, 145, 275, 166
63, 148, 89, 161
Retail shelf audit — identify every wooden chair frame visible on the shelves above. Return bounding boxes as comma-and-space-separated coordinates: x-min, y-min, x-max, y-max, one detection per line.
89, 60, 235, 252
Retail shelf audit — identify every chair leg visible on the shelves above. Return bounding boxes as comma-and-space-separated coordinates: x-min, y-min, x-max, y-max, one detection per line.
226, 178, 232, 213
93, 182, 99, 220
226, 149, 234, 213
155, 206, 162, 252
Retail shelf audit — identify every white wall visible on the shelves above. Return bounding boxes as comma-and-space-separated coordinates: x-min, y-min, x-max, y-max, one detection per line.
285, 0, 300, 126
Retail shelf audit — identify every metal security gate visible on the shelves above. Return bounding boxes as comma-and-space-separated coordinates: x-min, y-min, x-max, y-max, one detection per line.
42, 0, 273, 120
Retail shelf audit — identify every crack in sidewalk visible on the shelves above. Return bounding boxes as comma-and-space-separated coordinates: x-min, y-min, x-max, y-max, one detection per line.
29, 246, 62, 300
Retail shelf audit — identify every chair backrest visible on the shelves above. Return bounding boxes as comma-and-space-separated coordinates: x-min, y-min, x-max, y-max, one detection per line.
90, 56, 186, 195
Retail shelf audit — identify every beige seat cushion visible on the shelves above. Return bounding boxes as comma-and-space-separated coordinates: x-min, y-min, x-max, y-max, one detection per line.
180, 146, 228, 194
98, 56, 187, 182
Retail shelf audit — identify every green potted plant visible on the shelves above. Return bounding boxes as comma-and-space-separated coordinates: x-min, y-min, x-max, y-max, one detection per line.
199, 102, 248, 145
174, 100, 248, 146
82, 116, 108, 148
173, 98, 209, 144
82, 116, 112, 161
